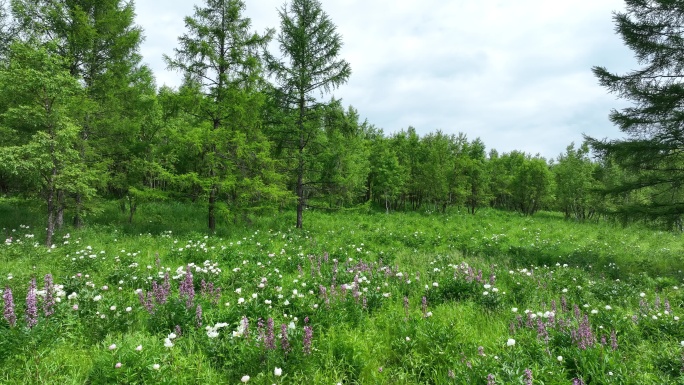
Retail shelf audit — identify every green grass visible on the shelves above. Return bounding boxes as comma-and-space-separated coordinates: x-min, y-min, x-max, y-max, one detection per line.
1, 199, 683, 384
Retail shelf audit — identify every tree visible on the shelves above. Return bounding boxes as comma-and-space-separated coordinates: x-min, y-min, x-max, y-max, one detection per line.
552, 142, 599, 220
0, 43, 96, 245
165, 0, 285, 232
12, 0, 145, 227
588, 0, 684, 227
266, 0, 351, 228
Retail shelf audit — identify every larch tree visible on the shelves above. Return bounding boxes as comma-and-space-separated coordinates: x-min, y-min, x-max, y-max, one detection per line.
165, 0, 285, 232
266, 0, 351, 228
588, 0, 684, 228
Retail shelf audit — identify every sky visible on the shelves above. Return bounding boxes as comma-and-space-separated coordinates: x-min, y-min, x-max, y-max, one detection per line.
134, 0, 638, 160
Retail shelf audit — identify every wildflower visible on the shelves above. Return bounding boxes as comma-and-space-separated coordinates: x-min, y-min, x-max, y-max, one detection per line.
524, 368, 533, 385
109, 344, 117, 350
640, 292, 645, 297
241, 375, 250, 382
303, 325, 313, 355
26, 278, 38, 328
164, 338, 174, 348
152, 364, 160, 370
512, 307, 518, 313
432, 282, 439, 287
557, 355, 563, 361
274, 367, 282, 376
135, 345, 143, 351
281, 323, 291, 354
487, 373, 496, 385
72, 304, 79, 310
168, 332, 177, 339
406, 336, 411, 341
110, 305, 116, 311
3, 286, 16, 327
68, 292, 78, 300
93, 295, 102, 301
605, 305, 612, 310
126, 307, 132, 312
506, 338, 515, 347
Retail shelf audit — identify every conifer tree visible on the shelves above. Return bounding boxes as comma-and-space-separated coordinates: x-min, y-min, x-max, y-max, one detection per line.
266, 0, 351, 228
165, 0, 285, 232
588, 0, 684, 227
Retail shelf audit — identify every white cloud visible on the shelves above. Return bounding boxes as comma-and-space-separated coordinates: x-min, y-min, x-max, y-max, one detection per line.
135, 0, 636, 159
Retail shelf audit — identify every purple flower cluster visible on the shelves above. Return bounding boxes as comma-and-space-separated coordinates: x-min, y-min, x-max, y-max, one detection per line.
524, 368, 533, 385
195, 304, 202, 327
25, 278, 38, 329
486, 373, 496, 385
571, 314, 595, 350
303, 325, 313, 355
152, 273, 171, 305
3, 286, 16, 327
421, 296, 428, 318
264, 318, 275, 350
280, 323, 290, 354
179, 265, 195, 308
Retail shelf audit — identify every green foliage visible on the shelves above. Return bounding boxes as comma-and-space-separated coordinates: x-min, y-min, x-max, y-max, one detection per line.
588, 0, 684, 227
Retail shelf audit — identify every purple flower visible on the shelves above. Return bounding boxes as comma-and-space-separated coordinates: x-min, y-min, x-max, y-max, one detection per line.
524, 368, 533, 385
179, 265, 195, 308
138, 290, 155, 314
43, 274, 55, 317
195, 304, 202, 328
26, 278, 38, 328
303, 325, 313, 355
403, 296, 410, 319
3, 286, 16, 327
478, 346, 485, 356
421, 296, 428, 318
265, 318, 275, 350
486, 373, 496, 385
153, 273, 171, 305
280, 323, 290, 354
610, 329, 618, 351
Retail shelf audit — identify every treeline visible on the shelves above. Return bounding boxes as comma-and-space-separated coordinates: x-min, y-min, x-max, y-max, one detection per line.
0, 0, 681, 245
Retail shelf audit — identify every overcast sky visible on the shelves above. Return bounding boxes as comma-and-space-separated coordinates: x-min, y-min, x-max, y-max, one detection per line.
134, 0, 637, 160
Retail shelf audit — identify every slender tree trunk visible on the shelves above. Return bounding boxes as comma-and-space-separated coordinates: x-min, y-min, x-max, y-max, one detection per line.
209, 186, 216, 232
56, 190, 64, 229
296, 94, 306, 229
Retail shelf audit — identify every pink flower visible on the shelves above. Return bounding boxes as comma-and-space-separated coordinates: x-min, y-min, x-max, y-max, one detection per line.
115, 362, 122, 368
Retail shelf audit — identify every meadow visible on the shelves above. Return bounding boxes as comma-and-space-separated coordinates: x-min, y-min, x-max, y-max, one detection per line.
1, 200, 684, 384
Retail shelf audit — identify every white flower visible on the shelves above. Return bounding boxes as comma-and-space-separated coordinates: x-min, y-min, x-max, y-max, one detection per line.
640, 292, 646, 297
110, 305, 117, 311
93, 295, 102, 301
557, 356, 563, 362
152, 364, 160, 370
207, 330, 219, 338
562, 288, 568, 293
164, 338, 174, 348
506, 338, 515, 347
483, 291, 489, 296
235, 288, 242, 294
274, 367, 282, 376
483, 284, 491, 289
426, 311, 433, 317
108, 344, 117, 350
591, 309, 599, 314
512, 307, 518, 313
675, 316, 680, 321
238, 297, 245, 304
605, 305, 612, 310
241, 375, 250, 383
168, 332, 177, 339
126, 307, 132, 312
406, 336, 411, 341
135, 345, 143, 351
68, 292, 78, 300
432, 282, 439, 287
